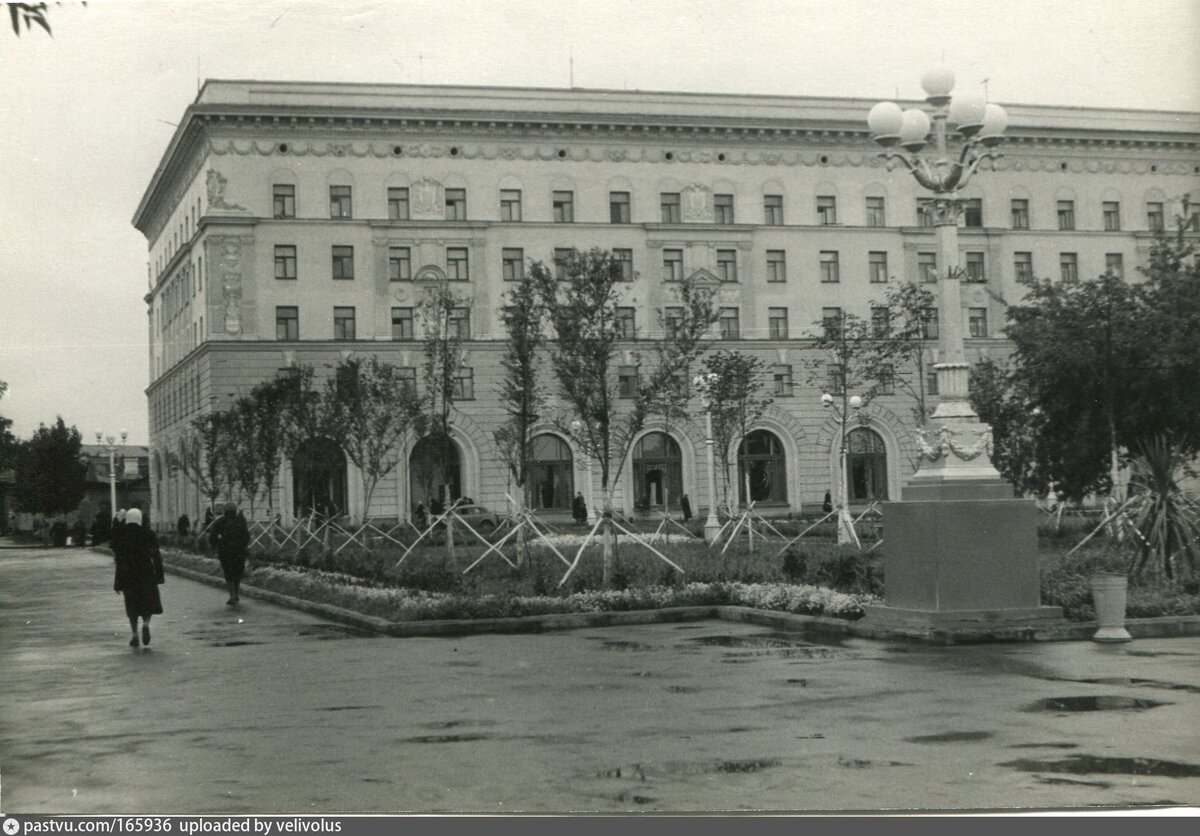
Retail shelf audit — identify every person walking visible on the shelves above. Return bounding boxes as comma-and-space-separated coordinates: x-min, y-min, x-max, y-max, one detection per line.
210, 502, 250, 605
177, 514, 191, 539
680, 494, 692, 522
114, 508, 164, 648
572, 491, 588, 526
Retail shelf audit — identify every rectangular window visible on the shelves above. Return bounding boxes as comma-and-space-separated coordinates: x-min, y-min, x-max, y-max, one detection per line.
388, 246, 412, 282
275, 306, 298, 341
964, 198, 983, 228
869, 251, 888, 284
871, 306, 890, 338
499, 189, 522, 222
446, 247, 469, 280
391, 307, 414, 340
502, 248, 524, 282
445, 188, 467, 221
714, 193, 735, 224
877, 365, 895, 395
618, 366, 639, 399
917, 198, 934, 227
398, 367, 417, 389
716, 249, 738, 282
453, 367, 475, 400
448, 307, 471, 339
1014, 251, 1033, 282
1105, 253, 1124, 278
764, 195, 784, 226
965, 251, 986, 282
718, 307, 740, 340
1103, 201, 1121, 232
817, 195, 837, 225
921, 307, 939, 340
552, 190, 574, 223
662, 248, 683, 282
273, 184, 295, 219
329, 185, 352, 219
865, 196, 886, 227
772, 364, 793, 397
822, 307, 843, 338
918, 251, 937, 284
1060, 252, 1078, 282
968, 307, 989, 338
663, 306, 684, 337
759, 250, 786, 285
1011, 198, 1029, 229
819, 250, 840, 283
1057, 200, 1075, 230
615, 306, 636, 339
333, 306, 356, 341
388, 187, 410, 221
1147, 202, 1165, 231
331, 246, 354, 280
554, 248, 572, 281
660, 192, 681, 223
609, 191, 631, 224
614, 248, 634, 282
827, 365, 846, 395
926, 367, 939, 396
768, 307, 788, 339
274, 245, 297, 280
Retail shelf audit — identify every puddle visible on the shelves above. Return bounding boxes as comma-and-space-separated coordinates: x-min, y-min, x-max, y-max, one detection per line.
716, 758, 782, 773
685, 633, 814, 649
1047, 676, 1200, 695
210, 641, 264, 648
402, 733, 492, 744
838, 756, 912, 768
786, 678, 809, 687
1001, 755, 1200, 778
1009, 743, 1079, 750
1035, 775, 1113, 789
598, 758, 782, 779
315, 705, 378, 712
665, 685, 699, 694
614, 791, 657, 805
1029, 696, 1167, 712
600, 640, 661, 652
420, 720, 496, 730
906, 731, 993, 744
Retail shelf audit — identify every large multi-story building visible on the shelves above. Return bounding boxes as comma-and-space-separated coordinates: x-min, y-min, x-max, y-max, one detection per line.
134, 81, 1200, 529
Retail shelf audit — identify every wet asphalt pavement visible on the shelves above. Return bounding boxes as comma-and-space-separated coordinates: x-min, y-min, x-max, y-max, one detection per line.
1, 543, 1199, 814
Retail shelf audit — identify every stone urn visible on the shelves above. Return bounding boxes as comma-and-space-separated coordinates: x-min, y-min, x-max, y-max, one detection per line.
1090, 572, 1132, 643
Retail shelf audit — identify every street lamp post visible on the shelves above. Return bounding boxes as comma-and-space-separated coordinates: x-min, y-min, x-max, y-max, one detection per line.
821, 392, 862, 544
96, 429, 128, 518
859, 68, 1062, 632
694, 373, 722, 544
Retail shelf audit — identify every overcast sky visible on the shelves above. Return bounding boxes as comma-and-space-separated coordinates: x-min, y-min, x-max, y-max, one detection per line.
1, 0, 1198, 444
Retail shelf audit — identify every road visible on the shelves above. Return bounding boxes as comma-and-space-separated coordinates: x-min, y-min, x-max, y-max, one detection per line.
1, 543, 1198, 814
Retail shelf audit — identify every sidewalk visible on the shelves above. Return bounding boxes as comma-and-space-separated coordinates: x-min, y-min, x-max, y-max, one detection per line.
1, 544, 1198, 814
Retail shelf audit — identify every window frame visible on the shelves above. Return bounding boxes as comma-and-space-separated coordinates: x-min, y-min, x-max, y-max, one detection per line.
660, 192, 681, 224
766, 249, 786, 283
767, 307, 788, 340
718, 307, 741, 340
272, 184, 296, 219
816, 195, 837, 225
763, 194, 784, 226
390, 306, 415, 341
552, 190, 575, 223
714, 193, 735, 224
716, 248, 738, 283
331, 245, 355, 280
274, 245, 297, 281
819, 250, 840, 283
502, 247, 525, 282
333, 306, 357, 341
662, 248, 683, 282
1057, 200, 1076, 230
387, 187, 410, 221
388, 246, 412, 282
868, 251, 888, 284
275, 305, 299, 341
499, 189, 522, 222
1010, 198, 1029, 229
329, 185, 353, 219
609, 191, 631, 224
446, 246, 470, 281
865, 196, 886, 228
445, 188, 467, 221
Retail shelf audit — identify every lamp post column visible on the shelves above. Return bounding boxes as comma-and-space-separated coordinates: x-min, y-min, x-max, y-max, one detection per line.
703, 410, 720, 544
931, 202, 972, 413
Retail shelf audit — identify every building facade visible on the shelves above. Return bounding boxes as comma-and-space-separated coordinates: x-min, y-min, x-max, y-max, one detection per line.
134, 81, 1200, 528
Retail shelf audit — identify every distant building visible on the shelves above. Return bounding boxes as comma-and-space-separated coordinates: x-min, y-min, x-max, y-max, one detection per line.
77, 444, 151, 528
134, 81, 1200, 528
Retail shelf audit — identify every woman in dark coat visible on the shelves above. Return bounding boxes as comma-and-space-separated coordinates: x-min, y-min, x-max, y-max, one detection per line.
114, 508, 163, 647
211, 502, 250, 605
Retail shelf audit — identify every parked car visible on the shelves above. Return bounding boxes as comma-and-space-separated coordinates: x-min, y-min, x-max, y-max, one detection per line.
450, 503, 503, 534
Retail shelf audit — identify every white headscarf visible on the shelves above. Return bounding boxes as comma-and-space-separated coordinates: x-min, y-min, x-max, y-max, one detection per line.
125, 509, 142, 526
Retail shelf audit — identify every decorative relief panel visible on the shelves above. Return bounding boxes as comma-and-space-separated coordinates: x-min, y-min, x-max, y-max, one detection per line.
205, 169, 244, 211
682, 184, 712, 221
205, 235, 255, 337
410, 178, 444, 220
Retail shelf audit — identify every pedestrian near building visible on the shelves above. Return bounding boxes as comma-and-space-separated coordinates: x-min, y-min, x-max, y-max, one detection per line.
177, 514, 191, 539
210, 502, 250, 605
114, 508, 164, 648
572, 492, 588, 526
681, 494, 692, 522
413, 502, 428, 531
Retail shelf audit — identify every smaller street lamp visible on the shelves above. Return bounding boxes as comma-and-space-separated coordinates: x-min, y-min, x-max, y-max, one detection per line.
821, 393, 862, 545
95, 429, 128, 520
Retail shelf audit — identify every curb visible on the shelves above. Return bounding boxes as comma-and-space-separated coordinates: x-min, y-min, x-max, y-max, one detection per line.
157, 553, 1200, 645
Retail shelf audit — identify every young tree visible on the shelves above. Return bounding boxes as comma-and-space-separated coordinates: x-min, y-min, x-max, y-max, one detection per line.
492, 274, 545, 560
419, 281, 468, 560
700, 351, 772, 511
535, 249, 716, 586
246, 376, 294, 524
224, 395, 263, 515
325, 355, 425, 523
182, 411, 230, 525
968, 359, 1043, 497
863, 281, 938, 426
14, 417, 86, 515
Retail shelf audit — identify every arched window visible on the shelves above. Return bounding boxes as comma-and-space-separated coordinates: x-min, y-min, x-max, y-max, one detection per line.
632, 432, 682, 510
409, 434, 462, 513
528, 434, 573, 511
847, 428, 888, 502
293, 438, 348, 518
738, 430, 787, 506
